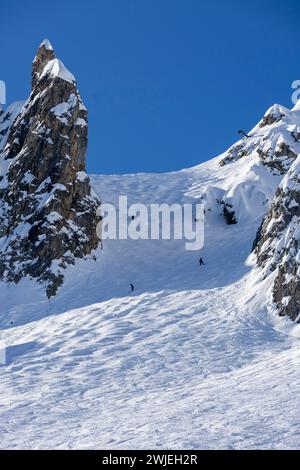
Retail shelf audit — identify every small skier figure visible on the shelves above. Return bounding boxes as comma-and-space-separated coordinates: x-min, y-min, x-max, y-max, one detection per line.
199, 257, 205, 266
238, 130, 250, 139
130, 283, 134, 292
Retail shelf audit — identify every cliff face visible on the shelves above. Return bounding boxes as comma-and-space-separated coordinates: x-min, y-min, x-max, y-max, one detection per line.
219, 104, 300, 175
0, 40, 100, 297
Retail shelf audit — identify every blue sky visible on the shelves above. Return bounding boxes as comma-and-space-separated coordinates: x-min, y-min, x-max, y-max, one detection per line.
2, 0, 299, 174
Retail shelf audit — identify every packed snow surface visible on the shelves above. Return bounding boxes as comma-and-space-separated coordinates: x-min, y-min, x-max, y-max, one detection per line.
1, 155, 300, 449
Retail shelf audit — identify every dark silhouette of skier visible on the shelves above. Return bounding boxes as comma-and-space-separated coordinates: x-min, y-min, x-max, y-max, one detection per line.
129, 283, 134, 292
199, 257, 205, 266
238, 130, 250, 139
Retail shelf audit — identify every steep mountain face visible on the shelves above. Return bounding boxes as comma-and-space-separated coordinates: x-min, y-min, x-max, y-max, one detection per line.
0, 40, 100, 297
255, 152, 300, 321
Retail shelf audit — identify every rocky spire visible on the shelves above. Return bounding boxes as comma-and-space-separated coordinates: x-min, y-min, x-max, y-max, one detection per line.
0, 41, 100, 297
32, 39, 56, 89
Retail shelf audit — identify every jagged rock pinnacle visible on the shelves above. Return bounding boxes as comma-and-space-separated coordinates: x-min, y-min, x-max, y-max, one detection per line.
32, 39, 56, 89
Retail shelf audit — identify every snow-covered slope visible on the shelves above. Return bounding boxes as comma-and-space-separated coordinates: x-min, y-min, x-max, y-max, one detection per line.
1, 36, 300, 447
206, 102, 300, 227
2, 140, 300, 448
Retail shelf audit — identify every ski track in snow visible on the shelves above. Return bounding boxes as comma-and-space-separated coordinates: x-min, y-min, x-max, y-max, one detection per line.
1, 160, 300, 449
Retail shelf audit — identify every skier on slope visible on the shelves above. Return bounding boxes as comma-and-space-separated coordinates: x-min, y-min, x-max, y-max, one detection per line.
199, 257, 205, 266
129, 283, 134, 292
238, 130, 250, 139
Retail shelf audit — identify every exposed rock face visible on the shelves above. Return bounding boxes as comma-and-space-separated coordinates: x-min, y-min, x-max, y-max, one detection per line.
219, 104, 300, 175
252, 219, 263, 252
259, 105, 285, 128
216, 199, 237, 225
257, 143, 297, 176
255, 156, 300, 321
0, 40, 100, 297
32, 39, 56, 90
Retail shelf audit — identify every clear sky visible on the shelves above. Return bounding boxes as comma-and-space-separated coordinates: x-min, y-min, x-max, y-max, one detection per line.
1, 0, 300, 174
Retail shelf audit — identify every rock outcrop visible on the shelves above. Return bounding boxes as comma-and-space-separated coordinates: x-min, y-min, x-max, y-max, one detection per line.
216, 199, 237, 225
0, 39, 100, 297
219, 104, 300, 175
0, 101, 24, 152
255, 155, 300, 321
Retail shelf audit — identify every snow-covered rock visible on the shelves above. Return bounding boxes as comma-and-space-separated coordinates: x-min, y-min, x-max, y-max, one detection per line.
220, 104, 300, 175
193, 102, 300, 229
0, 101, 25, 152
255, 154, 300, 321
0, 40, 100, 297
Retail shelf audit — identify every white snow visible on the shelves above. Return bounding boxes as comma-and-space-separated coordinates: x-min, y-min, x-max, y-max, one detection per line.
75, 117, 87, 127
39, 58, 75, 84
0, 101, 25, 153
288, 199, 299, 209
2, 93, 300, 449
1, 154, 300, 449
40, 39, 53, 51
51, 94, 77, 117
46, 211, 63, 224
50, 94, 78, 125
76, 171, 88, 182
